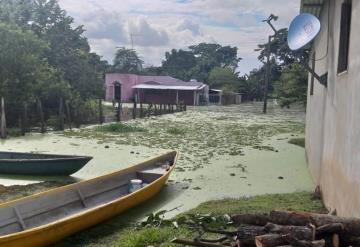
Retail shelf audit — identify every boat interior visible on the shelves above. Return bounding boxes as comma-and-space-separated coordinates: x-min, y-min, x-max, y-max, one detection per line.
0, 154, 175, 236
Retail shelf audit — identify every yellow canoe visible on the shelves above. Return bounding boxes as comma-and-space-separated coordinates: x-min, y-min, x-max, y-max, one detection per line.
0, 151, 178, 246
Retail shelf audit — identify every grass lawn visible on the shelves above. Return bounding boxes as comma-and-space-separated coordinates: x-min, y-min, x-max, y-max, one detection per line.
56, 192, 326, 247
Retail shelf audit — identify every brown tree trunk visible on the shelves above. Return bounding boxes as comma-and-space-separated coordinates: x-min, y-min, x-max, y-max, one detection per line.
264, 223, 313, 240
171, 238, 228, 247
255, 234, 288, 247
0, 97, 6, 139
255, 234, 325, 247
270, 211, 360, 235
237, 225, 267, 245
232, 214, 271, 226
315, 223, 344, 236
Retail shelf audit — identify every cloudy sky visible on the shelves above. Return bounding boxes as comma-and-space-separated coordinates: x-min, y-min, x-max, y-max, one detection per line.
58, 0, 300, 74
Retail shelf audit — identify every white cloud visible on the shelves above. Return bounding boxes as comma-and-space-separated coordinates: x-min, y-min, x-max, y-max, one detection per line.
176, 19, 201, 36
127, 17, 169, 47
58, 0, 301, 73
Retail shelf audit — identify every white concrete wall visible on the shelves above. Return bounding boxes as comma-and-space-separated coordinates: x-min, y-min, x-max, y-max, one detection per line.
306, 0, 360, 216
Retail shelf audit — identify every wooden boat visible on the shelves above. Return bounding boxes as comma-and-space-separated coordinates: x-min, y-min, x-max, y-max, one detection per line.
0, 151, 178, 247
0, 152, 92, 176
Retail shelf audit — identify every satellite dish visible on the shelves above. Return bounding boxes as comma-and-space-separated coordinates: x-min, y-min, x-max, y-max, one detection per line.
287, 13, 321, 50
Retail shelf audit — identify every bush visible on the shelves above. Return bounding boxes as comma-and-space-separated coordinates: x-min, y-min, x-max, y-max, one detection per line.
95, 123, 146, 133
166, 127, 186, 135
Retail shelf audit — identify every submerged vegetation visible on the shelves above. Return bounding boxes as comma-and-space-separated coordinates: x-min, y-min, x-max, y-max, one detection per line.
95, 123, 147, 134
64, 104, 305, 173
56, 192, 326, 247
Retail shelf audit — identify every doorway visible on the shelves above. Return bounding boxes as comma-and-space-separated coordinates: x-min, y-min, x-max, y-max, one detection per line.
114, 82, 121, 101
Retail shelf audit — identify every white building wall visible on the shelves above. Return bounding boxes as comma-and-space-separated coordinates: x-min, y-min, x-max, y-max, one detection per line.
306, 0, 360, 216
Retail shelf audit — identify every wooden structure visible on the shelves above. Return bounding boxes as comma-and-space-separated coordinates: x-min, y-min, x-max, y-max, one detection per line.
105, 74, 209, 106
0, 152, 92, 176
0, 151, 177, 246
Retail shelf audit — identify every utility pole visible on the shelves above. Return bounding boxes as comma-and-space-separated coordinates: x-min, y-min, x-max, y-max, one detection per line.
262, 14, 278, 114
130, 33, 142, 49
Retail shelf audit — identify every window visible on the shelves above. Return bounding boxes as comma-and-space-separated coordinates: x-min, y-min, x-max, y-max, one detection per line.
337, 0, 352, 74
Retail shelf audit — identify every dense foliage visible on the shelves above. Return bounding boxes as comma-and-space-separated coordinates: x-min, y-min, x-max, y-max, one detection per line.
162, 43, 241, 83
0, 0, 109, 135
112, 47, 144, 73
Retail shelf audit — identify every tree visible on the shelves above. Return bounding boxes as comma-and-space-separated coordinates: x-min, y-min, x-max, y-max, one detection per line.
254, 28, 309, 106
189, 43, 241, 82
0, 0, 108, 132
208, 67, 240, 91
161, 43, 241, 82
162, 49, 196, 81
257, 28, 309, 67
274, 64, 307, 107
112, 47, 144, 73
0, 23, 58, 135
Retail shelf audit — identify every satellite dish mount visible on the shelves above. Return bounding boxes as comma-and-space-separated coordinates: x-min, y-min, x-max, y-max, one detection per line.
287, 13, 326, 86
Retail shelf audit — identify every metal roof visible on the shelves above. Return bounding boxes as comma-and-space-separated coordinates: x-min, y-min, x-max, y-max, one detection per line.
133, 84, 206, 91
301, 0, 325, 18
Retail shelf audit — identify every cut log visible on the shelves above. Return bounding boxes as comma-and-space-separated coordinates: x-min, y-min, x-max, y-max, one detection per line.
315, 223, 344, 236
286, 237, 325, 247
255, 234, 288, 247
264, 223, 313, 240
171, 238, 228, 247
256, 234, 325, 247
331, 234, 339, 247
237, 225, 266, 245
269, 210, 360, 235
231, 214, 271, 226
203, 228, 238, 236
339, 234, 360, 246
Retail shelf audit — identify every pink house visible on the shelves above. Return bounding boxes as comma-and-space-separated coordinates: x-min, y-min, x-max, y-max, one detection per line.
105, 73, 209, 105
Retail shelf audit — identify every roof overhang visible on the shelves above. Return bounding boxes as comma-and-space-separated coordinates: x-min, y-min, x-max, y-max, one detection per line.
133, 84, 205, 91
301, 0, 325, 18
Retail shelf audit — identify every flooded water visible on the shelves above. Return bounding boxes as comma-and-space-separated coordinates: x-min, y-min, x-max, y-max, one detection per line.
0, 103, 314, 218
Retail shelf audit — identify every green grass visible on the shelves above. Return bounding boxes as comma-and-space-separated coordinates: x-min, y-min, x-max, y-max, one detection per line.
166, 127, 187, 135
56, 192, 326, 247
95, 123, 146, 133
288, 137, 305, 148
6, 128, 23, 137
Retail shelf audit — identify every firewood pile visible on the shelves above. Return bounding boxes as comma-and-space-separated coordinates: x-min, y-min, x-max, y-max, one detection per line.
171, 210, 360, 247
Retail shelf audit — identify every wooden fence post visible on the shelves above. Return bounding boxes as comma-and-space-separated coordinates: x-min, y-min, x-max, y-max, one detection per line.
65, 100, 72, 130
148, 104, 152, 117
0, 97, 6, 139
37, 97, 46, 133
98, 99, 104, 124
116, 100, 121, 122
140, 103, 143, 118
133, 100, 137, 119
20, 102, 28, 136
58, 97, 64, 131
